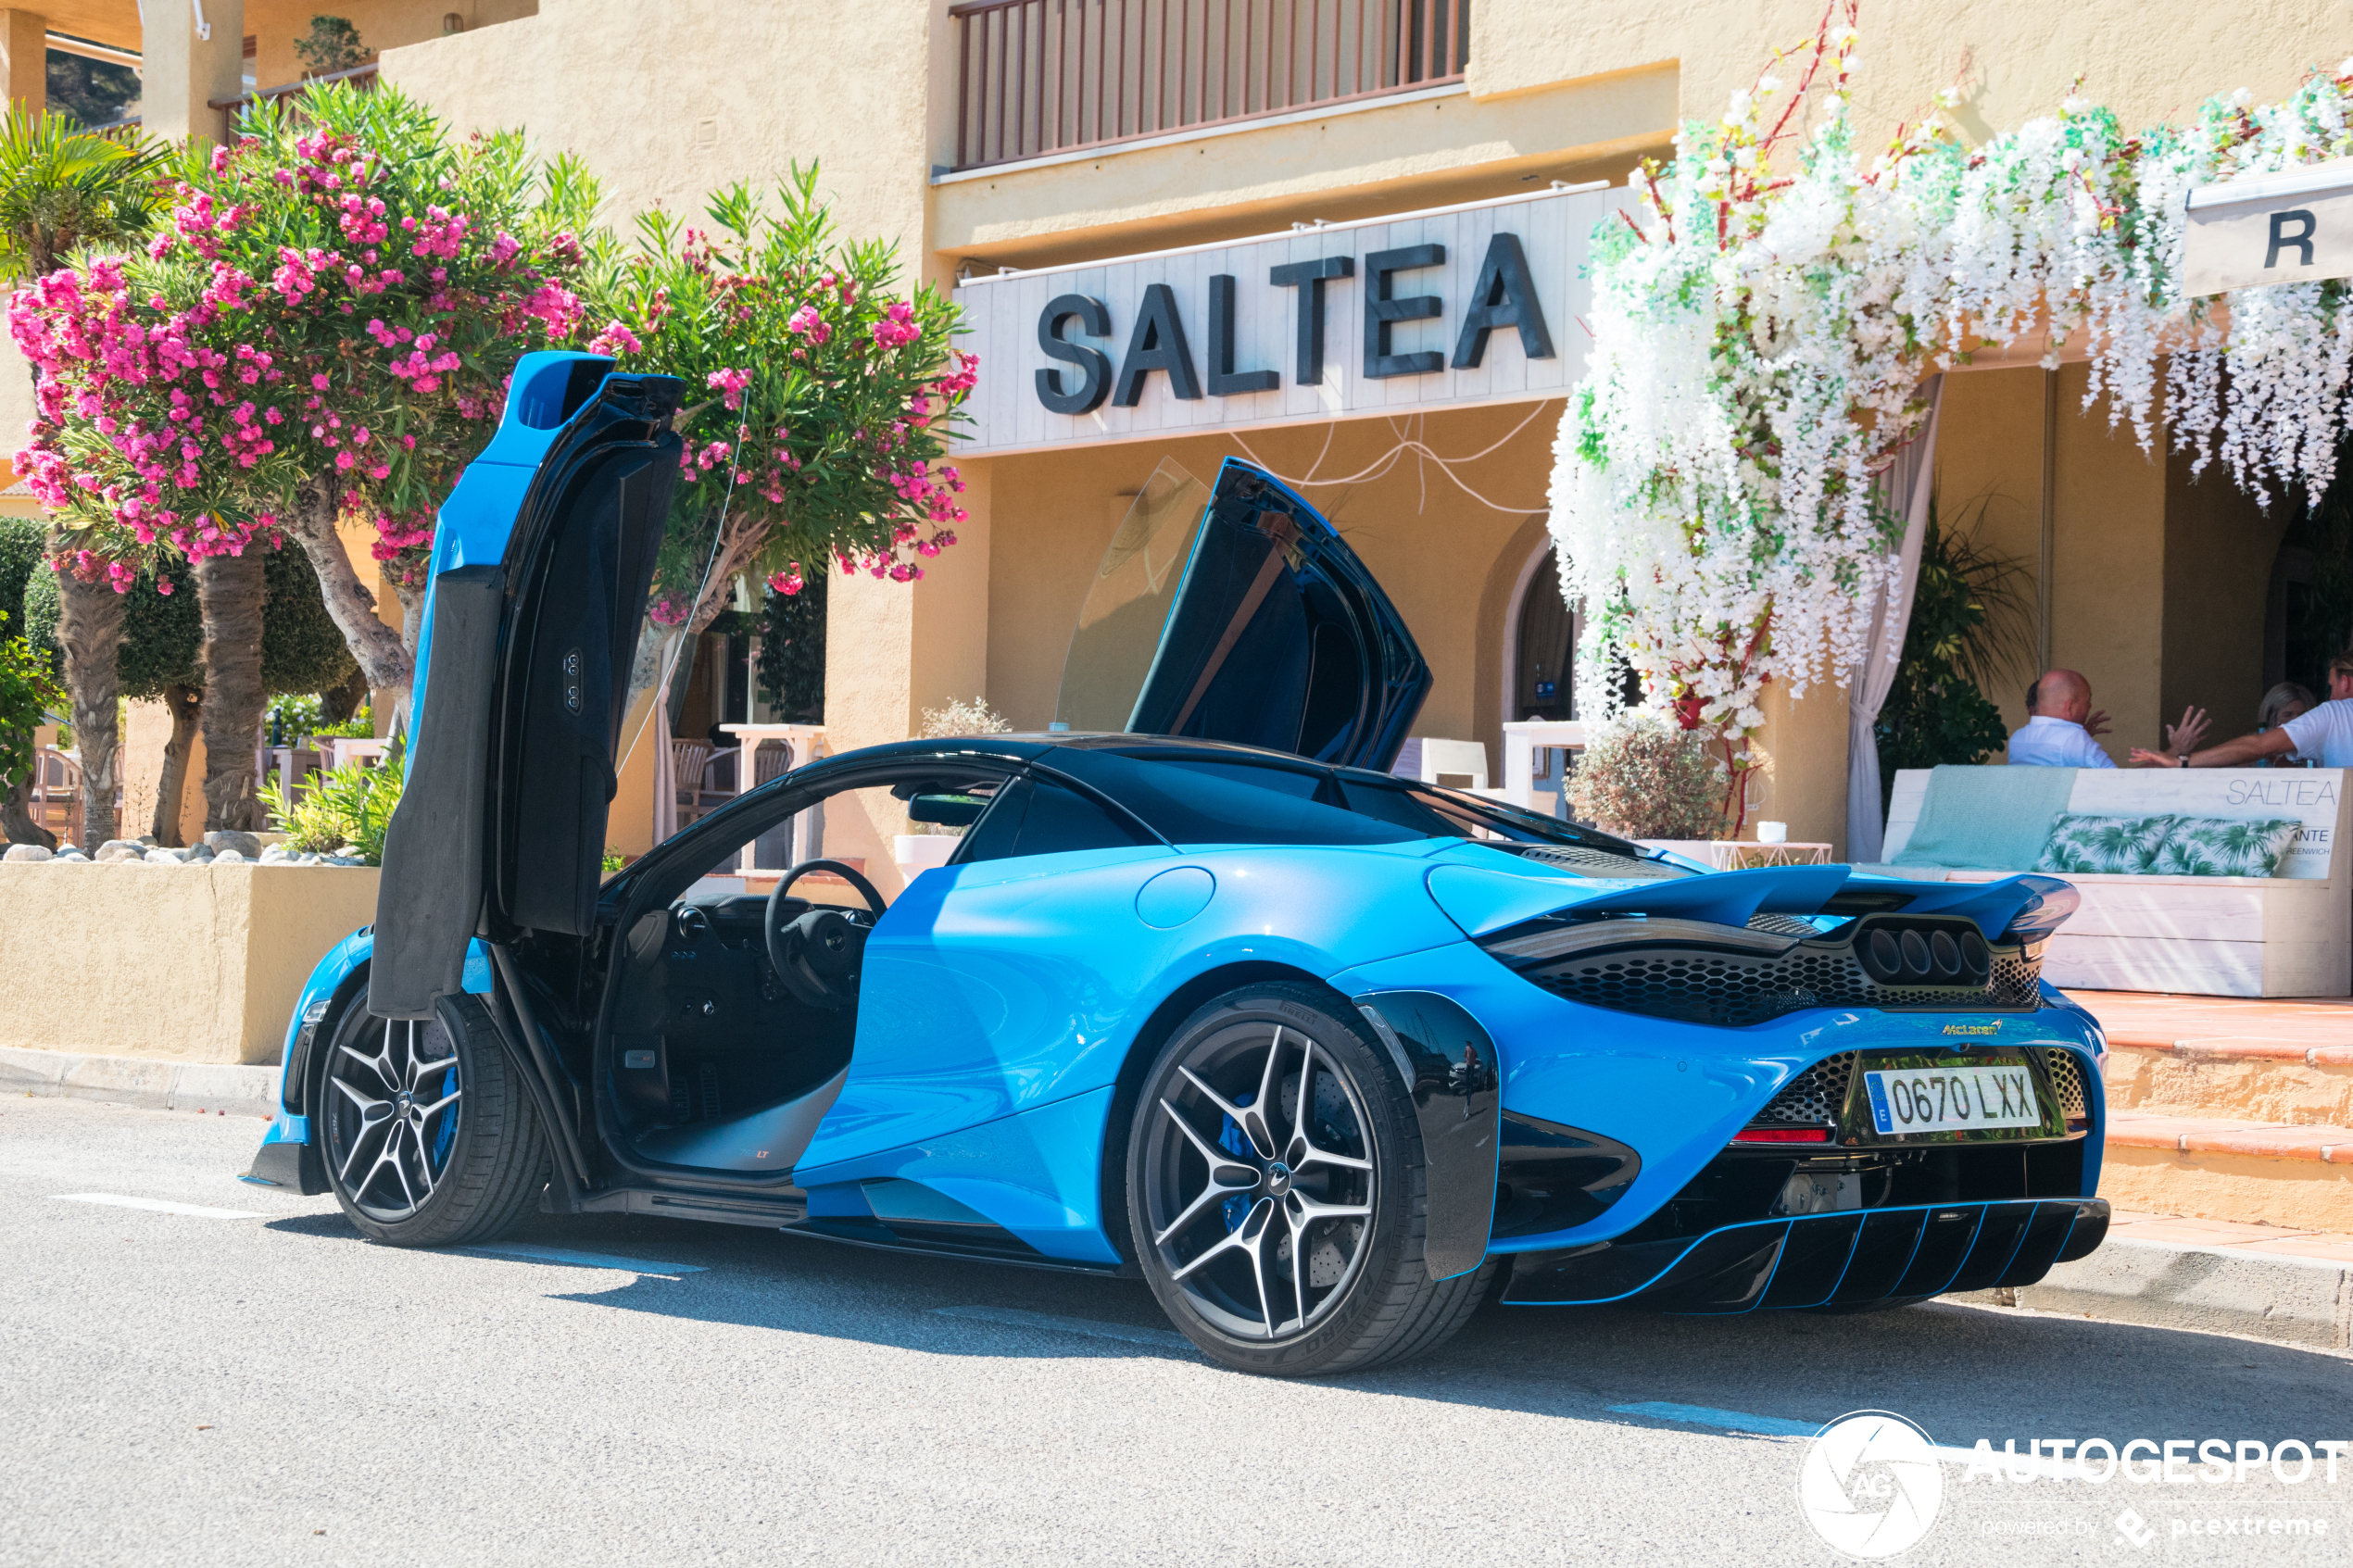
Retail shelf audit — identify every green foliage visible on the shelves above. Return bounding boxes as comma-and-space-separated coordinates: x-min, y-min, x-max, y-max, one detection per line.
0, 611, 63, 786
25, 546, 359, 700
294, 16, 371, 76
0, 105, 167, 281
1873, 500, 2031, 809
581, 165, 972, 626
756, 569, 825, 721
0, 519, 49, 670
310, 705, 373, 738
1566, 711, 1728, 840
601, 847, 626, 874
269, 745, 402, 861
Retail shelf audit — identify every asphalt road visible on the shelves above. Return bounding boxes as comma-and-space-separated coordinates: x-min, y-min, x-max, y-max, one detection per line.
3, 1095, 2347, 1568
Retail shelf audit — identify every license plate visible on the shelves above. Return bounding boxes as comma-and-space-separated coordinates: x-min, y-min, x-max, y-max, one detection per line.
1863, 1064, 2041, 1135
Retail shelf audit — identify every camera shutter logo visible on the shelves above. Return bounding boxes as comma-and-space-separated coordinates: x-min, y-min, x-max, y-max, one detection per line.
1798, 1411, 1945, 1558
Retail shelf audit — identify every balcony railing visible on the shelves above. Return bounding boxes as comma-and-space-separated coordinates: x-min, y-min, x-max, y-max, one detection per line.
949, 0, 1469, 173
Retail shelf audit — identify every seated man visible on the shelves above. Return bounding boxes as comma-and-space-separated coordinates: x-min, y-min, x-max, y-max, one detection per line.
2133, 658, 2353, 769
2007, 669, 2208, 768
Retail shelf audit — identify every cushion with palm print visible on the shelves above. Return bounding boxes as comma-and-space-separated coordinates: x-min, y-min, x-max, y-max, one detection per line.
2147, 816, 2303, 878
2033, 813, 2176, 874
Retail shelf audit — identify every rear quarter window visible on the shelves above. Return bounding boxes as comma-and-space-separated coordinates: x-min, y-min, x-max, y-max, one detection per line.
1052, 750, 1419, 847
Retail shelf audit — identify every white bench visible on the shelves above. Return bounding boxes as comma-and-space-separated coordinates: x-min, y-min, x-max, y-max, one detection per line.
1875, 768, 2351, 998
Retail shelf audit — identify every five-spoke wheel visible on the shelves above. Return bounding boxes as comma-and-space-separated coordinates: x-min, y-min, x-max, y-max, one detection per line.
317, 991, 547, 1248
324, 1014, 465, 1223
1126, 983, 1495, 1375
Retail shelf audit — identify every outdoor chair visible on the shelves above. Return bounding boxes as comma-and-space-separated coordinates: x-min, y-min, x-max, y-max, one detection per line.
672, 740, 739, 827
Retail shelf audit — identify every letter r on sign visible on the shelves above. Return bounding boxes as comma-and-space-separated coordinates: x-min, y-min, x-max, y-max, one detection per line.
2268, 209, 2318, 270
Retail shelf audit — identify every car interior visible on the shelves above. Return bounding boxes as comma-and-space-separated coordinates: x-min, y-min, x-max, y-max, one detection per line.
599, 766, 1016, 1174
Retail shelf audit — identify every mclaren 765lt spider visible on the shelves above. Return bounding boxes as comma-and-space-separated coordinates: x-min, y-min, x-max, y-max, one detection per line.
245, 354, 2110, 1376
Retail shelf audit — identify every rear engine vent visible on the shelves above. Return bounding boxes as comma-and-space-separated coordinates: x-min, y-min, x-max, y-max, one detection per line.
1516, 844, 1688, 880
2042, 1047, 2089, 1120
1493, 915, 2044, 1028
1750, 1052, 1856, 1124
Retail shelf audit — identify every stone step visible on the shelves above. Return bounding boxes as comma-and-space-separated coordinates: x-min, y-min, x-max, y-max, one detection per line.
2070, 986, 2353, 1124
2100, 1110, 2353, 1232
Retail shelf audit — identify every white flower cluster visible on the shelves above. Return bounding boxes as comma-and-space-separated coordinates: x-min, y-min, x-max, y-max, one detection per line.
1549, 35, 2353, 756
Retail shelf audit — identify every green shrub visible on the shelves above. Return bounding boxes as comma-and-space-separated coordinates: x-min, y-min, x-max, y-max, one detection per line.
269, 745, 402, 861
1566, 712, 1728, 841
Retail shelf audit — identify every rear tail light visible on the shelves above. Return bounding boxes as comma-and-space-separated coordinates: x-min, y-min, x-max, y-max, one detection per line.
1732, 1126, 1831, 1145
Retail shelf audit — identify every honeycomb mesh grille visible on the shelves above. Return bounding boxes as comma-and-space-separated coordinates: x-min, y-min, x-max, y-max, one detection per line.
1516, 844, 1687, 880
1747, 912, 1824, 938
2042, 1048, 2089, 1119
1752, 1051, 1856, 1124
1522, 942, 2041, 1028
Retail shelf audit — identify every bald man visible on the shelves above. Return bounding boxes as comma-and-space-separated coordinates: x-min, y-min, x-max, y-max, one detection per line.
2007, 669, 2208, 768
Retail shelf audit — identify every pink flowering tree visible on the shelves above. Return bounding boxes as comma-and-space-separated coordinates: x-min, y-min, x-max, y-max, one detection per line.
581, 169, 971, 694
11, 84, 595, 826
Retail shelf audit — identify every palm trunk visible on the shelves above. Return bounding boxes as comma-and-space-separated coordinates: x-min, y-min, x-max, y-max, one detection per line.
53, 566, 126, 847
2, 770, 56, 847
280, 474, 413, 728
196, 550, 269, 833
152, 682, 203, 846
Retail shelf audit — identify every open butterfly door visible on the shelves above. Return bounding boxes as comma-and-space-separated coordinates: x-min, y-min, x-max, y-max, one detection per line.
370, 353, 685, 1019
1051, 457, 1430, 770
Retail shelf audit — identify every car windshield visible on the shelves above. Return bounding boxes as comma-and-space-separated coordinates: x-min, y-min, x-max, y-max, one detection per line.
1047, 746, 1667, 861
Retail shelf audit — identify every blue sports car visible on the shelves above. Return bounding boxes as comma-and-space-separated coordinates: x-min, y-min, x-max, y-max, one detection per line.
246, 353, 2111, 1376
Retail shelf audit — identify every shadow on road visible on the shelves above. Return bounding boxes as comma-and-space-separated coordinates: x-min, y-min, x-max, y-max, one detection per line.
273, 1203, 2347, 1449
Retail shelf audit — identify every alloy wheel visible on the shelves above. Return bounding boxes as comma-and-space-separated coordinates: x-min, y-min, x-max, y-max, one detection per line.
323, 1014, 464, 1223
1140, 1022, 1377, 1340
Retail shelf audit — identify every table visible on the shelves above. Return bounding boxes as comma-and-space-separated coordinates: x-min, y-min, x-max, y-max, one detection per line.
1640, 838, 1835, 871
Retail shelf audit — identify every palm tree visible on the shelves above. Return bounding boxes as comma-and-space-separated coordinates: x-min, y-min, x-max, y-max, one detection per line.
0, 107, 168, 847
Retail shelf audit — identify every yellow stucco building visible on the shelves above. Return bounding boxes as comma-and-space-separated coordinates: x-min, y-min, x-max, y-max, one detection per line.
11, 0, 2347, 872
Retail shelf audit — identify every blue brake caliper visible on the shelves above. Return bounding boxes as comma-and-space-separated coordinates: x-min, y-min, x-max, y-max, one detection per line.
1218, 1096, 1256, 1233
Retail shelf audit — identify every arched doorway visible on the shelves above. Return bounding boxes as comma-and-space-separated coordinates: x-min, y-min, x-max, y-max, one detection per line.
1510, 546, 1578, 723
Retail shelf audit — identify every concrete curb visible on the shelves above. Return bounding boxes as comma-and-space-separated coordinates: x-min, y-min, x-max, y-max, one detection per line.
1952, 1238, 2353, 1351
0, 1046, 277, 1118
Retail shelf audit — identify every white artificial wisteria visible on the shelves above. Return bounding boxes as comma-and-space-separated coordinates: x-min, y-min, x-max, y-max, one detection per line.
1550, 9, 2353, 798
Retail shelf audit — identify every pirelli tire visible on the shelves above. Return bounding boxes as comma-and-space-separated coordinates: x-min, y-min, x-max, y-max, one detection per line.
1126, 981, 1496, 1376
317, 991, 547, 1248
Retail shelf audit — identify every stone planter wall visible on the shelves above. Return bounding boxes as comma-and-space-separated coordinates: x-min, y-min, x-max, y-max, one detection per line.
0, 863, 380, 1066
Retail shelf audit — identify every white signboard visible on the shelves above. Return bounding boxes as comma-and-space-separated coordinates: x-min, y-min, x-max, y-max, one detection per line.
2063, 768, 2341, 879
950, 184, 1631, 457
2182, 157, 2353, 298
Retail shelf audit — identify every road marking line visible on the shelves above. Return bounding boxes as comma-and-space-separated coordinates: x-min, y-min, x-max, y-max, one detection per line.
934, 1305, 1190, 1349
1609, 1400, 1818, 1437
53, 1193, 267, 1220
460, 1242, 705, 1276
1609, 1401, 2068, 1473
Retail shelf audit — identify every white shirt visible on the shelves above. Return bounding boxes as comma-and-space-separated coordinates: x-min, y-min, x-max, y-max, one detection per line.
2006, 715, 2116, 769
2281, 699, 2353, 766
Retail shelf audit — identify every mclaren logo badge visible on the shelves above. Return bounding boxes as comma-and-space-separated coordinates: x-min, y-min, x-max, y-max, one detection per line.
1941, 1022, 2001, 1036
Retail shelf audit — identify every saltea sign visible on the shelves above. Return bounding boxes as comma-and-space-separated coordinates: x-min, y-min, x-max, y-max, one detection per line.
949, 184, 1630, 457
2182, 157, 2353, 298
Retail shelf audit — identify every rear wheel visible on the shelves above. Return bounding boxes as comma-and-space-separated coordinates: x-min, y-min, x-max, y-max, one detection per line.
319, 993, 546, 1248
1126, 982, 1491, 1375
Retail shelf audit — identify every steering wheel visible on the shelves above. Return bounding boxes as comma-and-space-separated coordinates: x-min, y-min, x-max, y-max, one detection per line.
764, 859, 888, 1010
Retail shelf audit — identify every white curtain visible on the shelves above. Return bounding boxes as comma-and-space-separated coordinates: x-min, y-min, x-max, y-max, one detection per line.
1845, 378, 1944, 864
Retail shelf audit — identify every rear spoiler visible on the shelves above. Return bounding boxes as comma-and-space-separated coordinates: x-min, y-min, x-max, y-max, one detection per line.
1426, 863, 2079, 945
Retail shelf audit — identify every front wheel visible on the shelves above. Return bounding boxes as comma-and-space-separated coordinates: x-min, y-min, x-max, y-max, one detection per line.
1126, 982, 1492, 1375
318, 993, 546, 1247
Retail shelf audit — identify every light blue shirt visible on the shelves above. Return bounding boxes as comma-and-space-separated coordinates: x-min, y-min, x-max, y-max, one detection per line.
2007, 715, 2116, 769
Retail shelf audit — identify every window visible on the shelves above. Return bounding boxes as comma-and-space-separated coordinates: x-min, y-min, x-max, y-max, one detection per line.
957, 776, 1157, 863
1051, 749, 1421, 847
